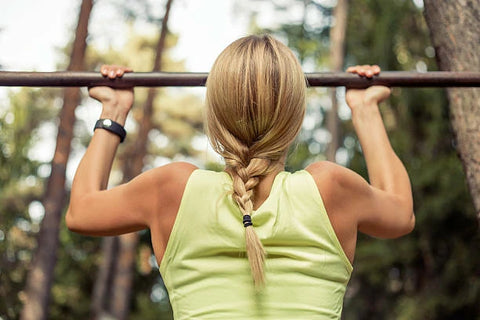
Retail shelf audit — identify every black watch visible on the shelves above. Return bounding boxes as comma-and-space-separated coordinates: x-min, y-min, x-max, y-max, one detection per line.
94, 119, 127, 143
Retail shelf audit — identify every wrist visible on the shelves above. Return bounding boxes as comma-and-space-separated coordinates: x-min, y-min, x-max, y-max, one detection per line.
100, 105, 128, 126
351, 102, 381, 126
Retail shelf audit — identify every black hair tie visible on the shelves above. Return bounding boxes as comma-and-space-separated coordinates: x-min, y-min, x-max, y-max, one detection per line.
243, 215, 253, 228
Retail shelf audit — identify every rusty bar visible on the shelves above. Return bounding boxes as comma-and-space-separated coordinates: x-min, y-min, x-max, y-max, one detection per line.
0, 71, 479, 88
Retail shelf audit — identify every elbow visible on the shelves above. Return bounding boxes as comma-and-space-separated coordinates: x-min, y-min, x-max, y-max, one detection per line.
401, 195, 415, 235
406, 210, 416, 233
65, 205, 78, 232
392, 208, 416, 238
66, 191, 95, 234
393, 195, 415, 237
65, 202, 85, 234
400, 210, 415, 236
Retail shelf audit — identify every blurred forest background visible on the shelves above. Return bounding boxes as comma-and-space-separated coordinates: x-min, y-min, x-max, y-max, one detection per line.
1, 0, 479, 319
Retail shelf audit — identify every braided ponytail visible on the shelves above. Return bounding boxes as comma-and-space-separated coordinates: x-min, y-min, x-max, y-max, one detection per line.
205, 34, 306, 288
226, 157, 273, 288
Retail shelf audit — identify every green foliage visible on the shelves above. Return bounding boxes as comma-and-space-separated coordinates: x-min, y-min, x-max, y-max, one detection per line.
0, 87, 58, 319
48, 216, 101, 318
342, 1, 480, 319
245, 0, 332, 65
0, 88, 57, 185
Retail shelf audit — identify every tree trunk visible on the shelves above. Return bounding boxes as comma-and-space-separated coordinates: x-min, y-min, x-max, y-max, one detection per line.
20, 1, 93, 320
326, 0, 349, 162
423, 0, 480, 219
90, 237, 118, 319
91, 1, 174, 319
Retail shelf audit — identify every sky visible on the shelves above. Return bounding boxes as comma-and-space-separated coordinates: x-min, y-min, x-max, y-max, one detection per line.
0, 0, 251, 71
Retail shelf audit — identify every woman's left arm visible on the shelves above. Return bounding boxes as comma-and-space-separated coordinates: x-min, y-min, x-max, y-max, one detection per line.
66, 65, 158, 235
71, 65, 133, 196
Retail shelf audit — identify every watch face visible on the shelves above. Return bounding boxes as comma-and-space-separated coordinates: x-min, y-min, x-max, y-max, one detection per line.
103, 119, 112, 127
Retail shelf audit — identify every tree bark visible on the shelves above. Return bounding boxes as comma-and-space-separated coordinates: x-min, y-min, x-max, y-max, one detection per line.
326, 0, 349, 162
91, 1, 174, 319
90, 237, 118, 319
423, 0, 480, 219
20, 1, 93, 320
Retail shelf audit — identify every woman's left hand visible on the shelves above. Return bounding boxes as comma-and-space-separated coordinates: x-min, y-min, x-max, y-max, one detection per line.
89, 65, 134, 125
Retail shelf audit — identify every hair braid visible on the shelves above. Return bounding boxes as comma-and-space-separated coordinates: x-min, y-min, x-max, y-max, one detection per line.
226, 156, 272, 288
205, 34, 307, 289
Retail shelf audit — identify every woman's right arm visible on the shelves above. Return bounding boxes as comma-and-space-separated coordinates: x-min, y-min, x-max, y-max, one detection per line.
309, 65, 414, 241
342, 65, 415, 238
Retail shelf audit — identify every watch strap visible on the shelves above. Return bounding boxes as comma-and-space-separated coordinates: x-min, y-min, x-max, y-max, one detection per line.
94, 119, 127, 143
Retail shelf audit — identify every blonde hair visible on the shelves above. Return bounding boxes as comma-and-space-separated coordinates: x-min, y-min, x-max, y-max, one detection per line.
205, 34, 306, 288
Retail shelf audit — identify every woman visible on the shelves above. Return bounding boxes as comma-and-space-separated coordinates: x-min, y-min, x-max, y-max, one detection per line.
66, 34, 414, 319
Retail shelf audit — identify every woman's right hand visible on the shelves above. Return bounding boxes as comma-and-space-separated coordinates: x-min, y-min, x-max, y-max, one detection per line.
345, 65, 391, 112
89, 65, 134, 125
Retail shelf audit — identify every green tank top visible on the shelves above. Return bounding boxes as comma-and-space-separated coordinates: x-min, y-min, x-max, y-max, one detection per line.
160, 169, 353, 319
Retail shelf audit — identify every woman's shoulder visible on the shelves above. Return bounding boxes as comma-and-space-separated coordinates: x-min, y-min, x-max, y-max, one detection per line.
304, 160, 373, 213
150, 161, 198, 179
145, 162, 199, 223
305, 160, 347, 184
305, 160, 367, 192
144, 162, 198, 195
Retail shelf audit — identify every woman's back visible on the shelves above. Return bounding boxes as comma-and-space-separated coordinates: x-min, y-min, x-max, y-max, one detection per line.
160, 169, 352, 319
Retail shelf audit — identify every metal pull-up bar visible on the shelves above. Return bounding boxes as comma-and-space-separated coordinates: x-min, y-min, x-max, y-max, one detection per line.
0, 71, 479, 88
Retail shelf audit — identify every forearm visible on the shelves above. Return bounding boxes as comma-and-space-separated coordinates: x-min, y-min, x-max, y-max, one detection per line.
352, 103, 412, 205
70, 107, 127, 198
